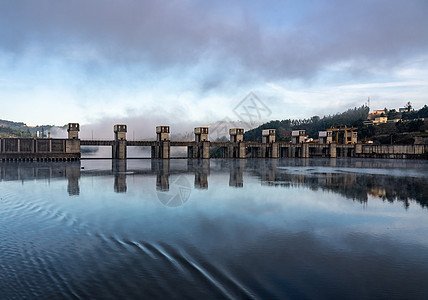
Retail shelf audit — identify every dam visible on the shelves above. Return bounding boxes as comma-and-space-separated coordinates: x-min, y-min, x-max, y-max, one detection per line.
0, 123, 426, 161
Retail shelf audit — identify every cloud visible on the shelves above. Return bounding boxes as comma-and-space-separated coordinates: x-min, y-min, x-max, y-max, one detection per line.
337, 81, 428, 89
1, 0, 427, 84
79, 108, 203, 140
1, 1, 427, 126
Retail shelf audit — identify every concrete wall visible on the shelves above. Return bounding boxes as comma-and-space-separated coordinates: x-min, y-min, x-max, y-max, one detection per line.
151, 141, 170, 159
275, 143, 425, 159
355, 144, 425, 158
3, 137, 425, 161
1, 138, 80, 161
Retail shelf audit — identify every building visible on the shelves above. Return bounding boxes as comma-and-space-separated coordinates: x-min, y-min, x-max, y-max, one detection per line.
291, 130, 306, 144
373, 116, 387, 125
318, 131, 333, 144
368, 109, 386, 121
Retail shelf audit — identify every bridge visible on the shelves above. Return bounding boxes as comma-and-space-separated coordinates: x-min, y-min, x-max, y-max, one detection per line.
0, 123, 426, 161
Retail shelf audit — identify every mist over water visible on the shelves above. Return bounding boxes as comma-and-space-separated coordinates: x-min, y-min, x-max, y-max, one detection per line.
1, 158, 428, 299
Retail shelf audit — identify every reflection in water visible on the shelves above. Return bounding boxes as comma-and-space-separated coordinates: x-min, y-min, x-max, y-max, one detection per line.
1, 159, 426, 208
113, 160, 127, 193
229, 159, 244, 188
67, 164, 81, 196
152, 159, 170, 191
1, 158, 428, 298
189, 159, 210, 189
0, 161, 82, 196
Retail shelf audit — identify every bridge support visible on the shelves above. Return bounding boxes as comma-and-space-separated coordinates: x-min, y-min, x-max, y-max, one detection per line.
66, 139, 80, 156
67, 123, 80, 139
113, 140, 127, 159
330, 143, 337, 158
301, 143, 309, 158
238, 142, 246, 158
229, 128, 246, 158
261, 129, 276, 158
189, 127, 210, 159
113, 124, 127, 159
201, 141, 210, 159
355, 144, 362, 155
262, 129, 276, 144
152, 126, 170, 159
151, 142, 170, 159
188, 141, 210, 158
269, 142, 279, 158
66, 123, 81, 158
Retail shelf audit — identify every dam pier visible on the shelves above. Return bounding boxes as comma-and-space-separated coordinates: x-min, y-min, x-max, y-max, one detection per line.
0, 123, 426, 161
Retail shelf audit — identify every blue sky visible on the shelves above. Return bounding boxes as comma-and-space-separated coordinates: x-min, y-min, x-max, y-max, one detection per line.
0, 0, 427, 133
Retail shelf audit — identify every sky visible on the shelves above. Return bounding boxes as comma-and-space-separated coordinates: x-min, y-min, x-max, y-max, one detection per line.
0, 0, 427, 137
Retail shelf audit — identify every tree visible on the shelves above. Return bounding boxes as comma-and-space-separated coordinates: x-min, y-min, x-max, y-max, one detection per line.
405, 101, 412, 112
387, 109, 398, 120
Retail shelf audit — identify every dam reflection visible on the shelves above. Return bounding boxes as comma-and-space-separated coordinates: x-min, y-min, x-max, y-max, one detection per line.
0, 159, 427, 209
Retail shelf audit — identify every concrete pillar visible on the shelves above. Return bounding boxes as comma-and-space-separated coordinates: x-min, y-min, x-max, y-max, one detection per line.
302, 143, 309, 158
152, 142, 170, 159
262, 129, 276, 144
114, 124, 127, 141
65, 139, 80, 154
238, 142, 246, 158
17, 139, 21, 153
113, 124, 127, 159
161, 141, 170, 159
270, 142, 279, 158
194, 127, 209, 143
195, 145, 201, 158
67, 123, 80, 139
230, 128, 244, 143
201, 141, 210, 159
113, 140, 127, 159
330, 143, 337, 158
292, 130, 306, 144
156, 126, 170, 142
259, 145, 267, 158
355, 144, 362, 155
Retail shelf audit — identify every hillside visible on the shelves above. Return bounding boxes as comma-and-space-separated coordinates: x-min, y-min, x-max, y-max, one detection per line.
244, 106, 370, 142
0, 118, 65, 138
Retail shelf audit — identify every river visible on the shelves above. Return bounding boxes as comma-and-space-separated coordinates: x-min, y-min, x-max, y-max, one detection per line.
1, 158, 427, 299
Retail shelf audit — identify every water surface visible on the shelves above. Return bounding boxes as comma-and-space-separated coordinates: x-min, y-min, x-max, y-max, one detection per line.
1, 158, 428, 299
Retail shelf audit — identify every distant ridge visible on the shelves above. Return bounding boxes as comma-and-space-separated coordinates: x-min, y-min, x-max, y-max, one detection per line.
0, 118, 65, 138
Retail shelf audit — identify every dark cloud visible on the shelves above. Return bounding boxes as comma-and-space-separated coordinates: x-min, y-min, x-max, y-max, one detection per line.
0, 0, 427, 83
